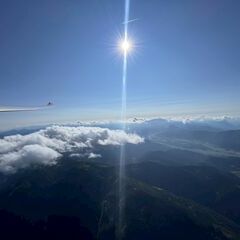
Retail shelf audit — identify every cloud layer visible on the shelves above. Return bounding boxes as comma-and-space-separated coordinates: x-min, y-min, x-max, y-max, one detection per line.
0, 126, 144, 173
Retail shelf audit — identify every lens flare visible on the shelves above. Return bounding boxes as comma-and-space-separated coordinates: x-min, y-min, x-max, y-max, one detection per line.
117, 1, 131, 239
119, 39, 132, 54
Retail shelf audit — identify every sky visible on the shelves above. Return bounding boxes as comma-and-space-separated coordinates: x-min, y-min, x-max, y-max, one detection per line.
0, 0, 240, 130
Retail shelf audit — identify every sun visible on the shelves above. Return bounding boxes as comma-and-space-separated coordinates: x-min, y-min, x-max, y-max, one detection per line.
119, 39, 132, 54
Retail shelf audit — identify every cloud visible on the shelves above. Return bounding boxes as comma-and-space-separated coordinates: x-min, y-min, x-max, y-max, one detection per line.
0, 125, 143, 173
69, 152, 102, 159
69, 153, 102, 159
0, 145, 61, 173
69, 153, 86, 158
88, 153, 101, 159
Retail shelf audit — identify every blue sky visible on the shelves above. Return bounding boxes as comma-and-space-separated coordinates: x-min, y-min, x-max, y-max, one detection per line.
0, 0, 240, 130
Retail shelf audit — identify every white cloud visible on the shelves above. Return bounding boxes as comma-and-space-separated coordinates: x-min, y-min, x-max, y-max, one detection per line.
0, 145, 61, 173
69, 153, 86, 158
88, 153, 102, 159
69, 152, 102, 159
0, 125, 143, 173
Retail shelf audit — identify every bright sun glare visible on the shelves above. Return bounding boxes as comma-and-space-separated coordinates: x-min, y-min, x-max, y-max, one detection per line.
120, 39, 132, 54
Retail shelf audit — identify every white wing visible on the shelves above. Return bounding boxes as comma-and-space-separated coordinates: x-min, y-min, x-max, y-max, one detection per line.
0, 103, 53, 112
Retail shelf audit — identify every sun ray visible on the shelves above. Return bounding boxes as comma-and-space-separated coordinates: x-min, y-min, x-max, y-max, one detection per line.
118, 0, 130, 239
